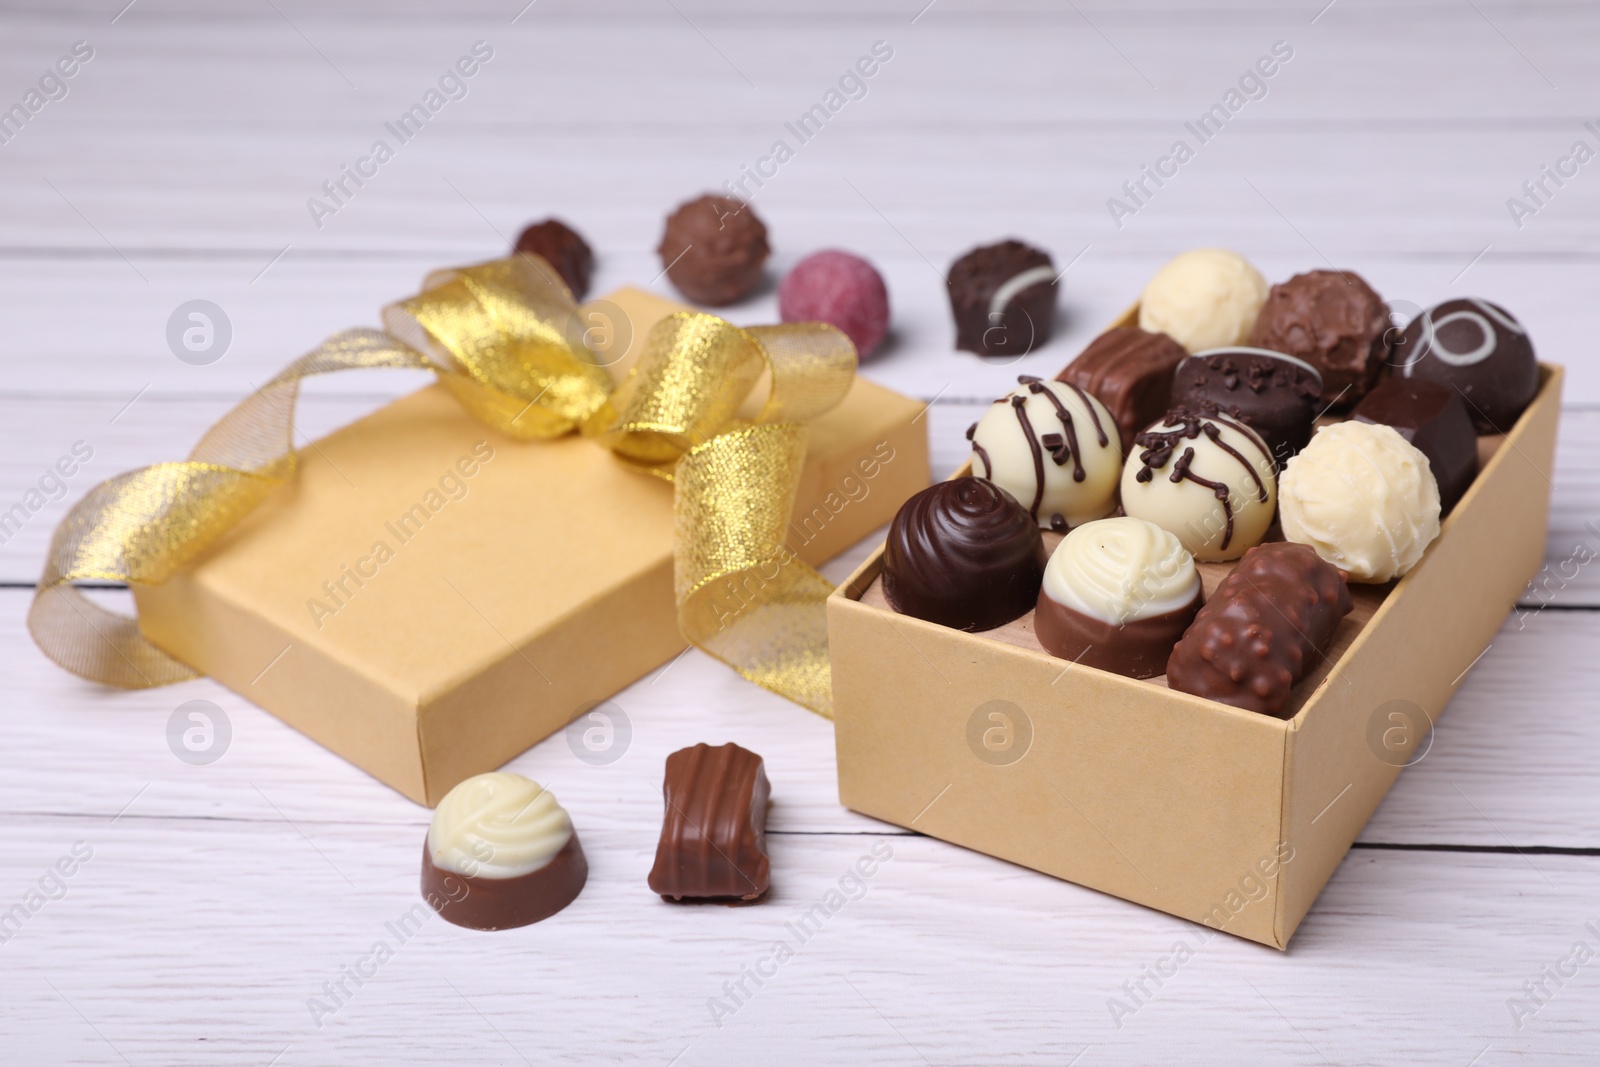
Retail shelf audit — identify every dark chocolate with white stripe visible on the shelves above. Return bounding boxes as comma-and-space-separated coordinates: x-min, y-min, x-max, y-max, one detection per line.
1394, 297, 1537, 432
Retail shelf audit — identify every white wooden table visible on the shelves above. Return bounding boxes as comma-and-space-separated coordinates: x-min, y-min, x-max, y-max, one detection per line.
3, 2, 1598, 1063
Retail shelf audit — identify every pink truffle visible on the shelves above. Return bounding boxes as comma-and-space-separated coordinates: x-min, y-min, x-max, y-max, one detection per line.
778, 250, 890, 359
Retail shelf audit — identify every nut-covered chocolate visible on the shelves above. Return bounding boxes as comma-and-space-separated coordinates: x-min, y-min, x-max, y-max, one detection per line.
1166, 541, 1352, 716
513, 217, 594, 300
947, 240, 1057, 357
656, 194, 770, 306
1247, 269, 1390, 406
1353, 377, 1479, 514
1057, 327, 1188, 454
882, 477, 1048, 632
1173, 347, 1323, 467
1393, 297, 1538, 432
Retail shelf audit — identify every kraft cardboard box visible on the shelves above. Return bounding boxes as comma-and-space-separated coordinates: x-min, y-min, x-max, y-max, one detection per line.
135, 287, 930, 806
829, 305, 1562, 948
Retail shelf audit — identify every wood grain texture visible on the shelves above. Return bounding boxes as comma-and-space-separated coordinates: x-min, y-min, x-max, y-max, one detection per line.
4, 2, 1600, 1063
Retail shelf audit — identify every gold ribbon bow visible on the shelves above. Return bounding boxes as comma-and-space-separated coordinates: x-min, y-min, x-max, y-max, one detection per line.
29, 255, 855, 716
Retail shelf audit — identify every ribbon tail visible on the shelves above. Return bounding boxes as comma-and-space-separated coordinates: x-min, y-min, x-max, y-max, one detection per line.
673, 423, 835, 717
28, 330, 434, 688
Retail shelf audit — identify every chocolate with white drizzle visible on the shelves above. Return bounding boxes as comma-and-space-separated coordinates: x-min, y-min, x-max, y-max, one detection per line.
969, 375, 1121, 531
1119, 405, 1278, 562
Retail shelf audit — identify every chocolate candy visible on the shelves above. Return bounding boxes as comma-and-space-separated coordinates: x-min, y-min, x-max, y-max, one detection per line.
1138, 248, 1268, 353
1279, 422, 1440, 583
1166, 542, 1352, 716
970, 376, 1121, 531
421, 773, 588, 930
1394, 297, 1538, 432
1120, 406, 1277, 563
1247, 269, 1390, 406
1173, 347, 1323, 468
1034, 517, 1202, 679
648, 743, 771, 902
882, 477, 1047, 632
947, 240, 1057, 357
1353, 377, 1478, 514
657, 194, 770, 306
513, 218, 594, 300
1056, 327, 1188, 453
779, 249, 890, 359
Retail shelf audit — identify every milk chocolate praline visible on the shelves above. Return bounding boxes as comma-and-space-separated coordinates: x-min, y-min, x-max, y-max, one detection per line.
513, 218, 593, 300
1248, 269, 1391, 406
882, 477, 1047, 632
657, 194, 769, 306
1057, 328, 1188, 453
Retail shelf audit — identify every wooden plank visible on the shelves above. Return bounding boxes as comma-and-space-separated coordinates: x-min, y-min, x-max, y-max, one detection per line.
0, 814, 1595, 1064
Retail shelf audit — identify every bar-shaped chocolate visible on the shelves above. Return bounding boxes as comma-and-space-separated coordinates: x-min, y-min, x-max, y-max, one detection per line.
648, 743, 771, 902
1166, 541, 1352, 716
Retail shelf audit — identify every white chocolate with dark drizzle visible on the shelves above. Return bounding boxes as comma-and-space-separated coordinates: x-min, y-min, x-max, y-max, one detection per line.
969, 376, 1122, 531
1119, 407, 1278, 562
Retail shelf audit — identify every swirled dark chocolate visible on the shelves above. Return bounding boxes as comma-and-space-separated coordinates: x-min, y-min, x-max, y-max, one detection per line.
882, 477, 1047, 631
1394, 297, 1537, 432
1166, 541, 1352, 716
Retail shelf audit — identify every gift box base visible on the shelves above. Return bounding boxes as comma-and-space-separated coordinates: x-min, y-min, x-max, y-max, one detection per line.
829, 322, 1561, 948
135, 287, 930, 806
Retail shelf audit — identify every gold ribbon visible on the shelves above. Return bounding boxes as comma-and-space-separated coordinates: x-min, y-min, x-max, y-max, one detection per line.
29, 254, 855, 716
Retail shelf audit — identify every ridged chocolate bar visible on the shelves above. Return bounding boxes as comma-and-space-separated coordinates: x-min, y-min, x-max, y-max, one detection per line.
1056, 327, 1187, 453
647, 743, 771, 902
1166, 541, 1352, 716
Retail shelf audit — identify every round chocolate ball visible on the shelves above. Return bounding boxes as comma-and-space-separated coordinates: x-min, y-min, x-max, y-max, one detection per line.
882, 477, 1047, 632
1394, 298, 1537, 432
1247, 269, 1390, 406
656, 194, 770, 306
513, 218, 593, 300
778, 250, 890, 359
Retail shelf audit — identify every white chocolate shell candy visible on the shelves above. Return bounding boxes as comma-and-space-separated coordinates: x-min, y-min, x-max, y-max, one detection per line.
1043, 517, 1200, 626
428, 773, 573, 880
1279, 421, 1441, 583
969, 376, 1122, 531
1139, 249, 1268, 353
1120, 409, 1278, 562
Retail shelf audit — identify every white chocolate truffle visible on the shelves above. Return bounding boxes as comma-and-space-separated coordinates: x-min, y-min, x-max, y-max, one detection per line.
1279, 421, 1441, 583
1139, 249, 1269, 353
1120, 409, 1277, 562
1043, 517, 1200, 625
970, 376, 1122, 530
428, 772, 573, 880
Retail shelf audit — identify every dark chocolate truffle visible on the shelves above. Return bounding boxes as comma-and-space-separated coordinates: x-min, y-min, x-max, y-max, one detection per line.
513, 218, 593, 300
1056, 327, 1188, 453
1353, 377, 1479, 515
882, 477, 1048, 632
779, 249, 890, 358
1393, 298, 1538, 433
1247, 270, 1390, 406
656, 194, 769, 306
947, 240, 1057, 357
1166, 541, 1352, 717
1173, 347, 1323, 467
